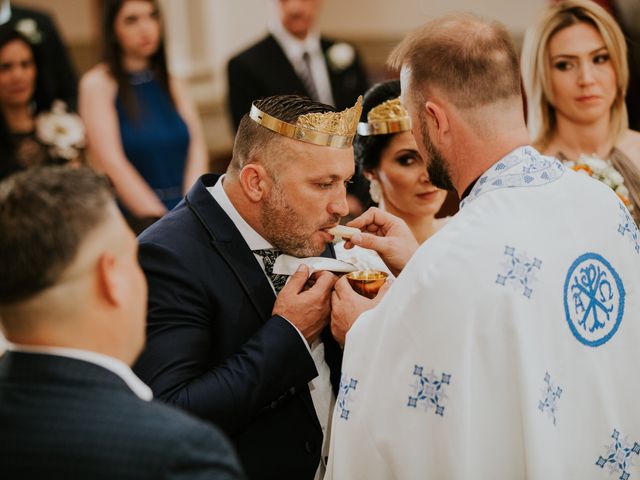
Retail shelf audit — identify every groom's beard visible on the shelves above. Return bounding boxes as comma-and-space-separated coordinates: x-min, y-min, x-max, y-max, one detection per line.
419, 114, 455, 191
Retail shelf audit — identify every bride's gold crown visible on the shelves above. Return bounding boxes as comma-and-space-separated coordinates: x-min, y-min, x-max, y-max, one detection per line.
357, 97, 411, 136
249, 96, 362, 148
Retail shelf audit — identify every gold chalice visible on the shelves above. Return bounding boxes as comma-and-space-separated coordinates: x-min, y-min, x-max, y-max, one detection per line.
346, 270, 388, 299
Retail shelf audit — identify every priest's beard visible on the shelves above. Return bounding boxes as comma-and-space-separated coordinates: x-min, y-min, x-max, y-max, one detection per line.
260, 181, 339, 258
419, 113, 455, 191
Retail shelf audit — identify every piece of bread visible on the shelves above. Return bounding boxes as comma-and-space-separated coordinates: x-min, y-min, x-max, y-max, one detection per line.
327, 225, 360, 240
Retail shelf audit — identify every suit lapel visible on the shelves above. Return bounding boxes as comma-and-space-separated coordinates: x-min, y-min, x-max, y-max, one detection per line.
185, 175, 343, 421
185, 174, 276, 322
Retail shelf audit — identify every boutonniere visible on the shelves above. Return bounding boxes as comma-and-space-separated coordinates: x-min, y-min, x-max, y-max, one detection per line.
326, 42, 355, 71
15, 18, 42, 44
565, 154, 632, 210
36, 101, 86, 162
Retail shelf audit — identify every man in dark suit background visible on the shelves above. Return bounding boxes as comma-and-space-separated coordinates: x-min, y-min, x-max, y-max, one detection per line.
5, 1, 77, 108
227, 0, 368, 129
133, 95, 359, 480
227, 0, 370, 213
0, 166, 244, 480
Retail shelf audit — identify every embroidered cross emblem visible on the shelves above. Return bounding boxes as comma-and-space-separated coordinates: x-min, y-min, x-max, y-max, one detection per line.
408, 365, 451, 416
337, 374, 358, 420
595, 429, 640, 480
564, 253, 625, 347
617, 203, 640, 254
538, 372, 562, 426
496, 245, 542, 298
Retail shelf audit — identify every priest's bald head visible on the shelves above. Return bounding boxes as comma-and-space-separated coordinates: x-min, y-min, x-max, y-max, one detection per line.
388, 13, 529, 196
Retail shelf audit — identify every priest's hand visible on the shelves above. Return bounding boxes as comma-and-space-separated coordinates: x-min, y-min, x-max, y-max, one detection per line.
343, 207, 418, 276
273, 264, 338, 344
330, 274, 390, 347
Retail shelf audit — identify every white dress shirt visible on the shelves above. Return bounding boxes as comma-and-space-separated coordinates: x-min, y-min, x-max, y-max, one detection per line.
210, 176, 335, 479
7, 343, 153, 401
269, 20, 335, 107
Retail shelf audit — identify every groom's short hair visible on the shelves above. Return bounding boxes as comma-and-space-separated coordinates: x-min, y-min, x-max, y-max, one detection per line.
228, 95, 336, 176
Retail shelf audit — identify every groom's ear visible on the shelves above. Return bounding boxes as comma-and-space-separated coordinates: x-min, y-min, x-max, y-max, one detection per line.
239, 162, 272, 202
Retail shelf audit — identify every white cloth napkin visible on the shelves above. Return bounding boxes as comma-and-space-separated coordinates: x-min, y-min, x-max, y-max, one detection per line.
273, 254, 358, 275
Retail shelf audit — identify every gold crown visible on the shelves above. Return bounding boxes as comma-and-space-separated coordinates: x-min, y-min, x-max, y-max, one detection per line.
356, 97, 411, 136
249, 96, 362, 148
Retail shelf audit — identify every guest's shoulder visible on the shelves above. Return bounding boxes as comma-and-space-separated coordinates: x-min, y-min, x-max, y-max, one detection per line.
229, 34, 276, 64
79, 64, 116, 96
617, 129, 640, 168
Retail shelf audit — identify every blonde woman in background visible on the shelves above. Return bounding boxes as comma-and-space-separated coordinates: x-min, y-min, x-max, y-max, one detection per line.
521, 0, 640, 222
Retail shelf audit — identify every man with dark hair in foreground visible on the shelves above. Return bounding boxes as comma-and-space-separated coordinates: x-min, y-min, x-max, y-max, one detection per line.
0, 166, 244, 480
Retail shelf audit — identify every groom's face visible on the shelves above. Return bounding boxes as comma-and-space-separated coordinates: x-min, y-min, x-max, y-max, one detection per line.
260, 137, 354, 257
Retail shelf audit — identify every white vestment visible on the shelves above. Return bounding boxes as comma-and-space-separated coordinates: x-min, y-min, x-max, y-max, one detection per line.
325, 147, 640, 480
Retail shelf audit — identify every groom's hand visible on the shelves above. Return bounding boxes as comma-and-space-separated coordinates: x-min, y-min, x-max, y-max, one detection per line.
273, 264, 338, 343
343, 207, 419, 276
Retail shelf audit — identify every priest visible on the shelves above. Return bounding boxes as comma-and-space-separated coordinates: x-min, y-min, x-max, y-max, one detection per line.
326, 13, 640, 480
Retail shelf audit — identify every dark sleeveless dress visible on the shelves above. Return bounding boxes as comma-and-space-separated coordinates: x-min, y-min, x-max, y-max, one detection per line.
116, 71, 190, 211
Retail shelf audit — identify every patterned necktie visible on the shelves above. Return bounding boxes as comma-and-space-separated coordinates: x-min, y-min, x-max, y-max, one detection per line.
254, 248, 289, 294
300, 51, 320, 102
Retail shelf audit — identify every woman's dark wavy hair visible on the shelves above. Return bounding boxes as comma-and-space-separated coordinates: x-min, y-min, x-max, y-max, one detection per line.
0, 25, 54, 162
101, 0, 172, 120
353, 80, 403, 175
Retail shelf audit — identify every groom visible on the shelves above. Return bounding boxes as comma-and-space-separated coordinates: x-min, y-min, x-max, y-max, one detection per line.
134, 94, 360, 480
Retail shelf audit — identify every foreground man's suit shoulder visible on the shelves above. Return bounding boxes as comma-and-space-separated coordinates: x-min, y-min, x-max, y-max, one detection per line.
0, 352, 243, 480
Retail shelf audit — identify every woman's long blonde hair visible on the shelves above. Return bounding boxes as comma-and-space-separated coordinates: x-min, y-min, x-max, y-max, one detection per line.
521, 0, 629, 149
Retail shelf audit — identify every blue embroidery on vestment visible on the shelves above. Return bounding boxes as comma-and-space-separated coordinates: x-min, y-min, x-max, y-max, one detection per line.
563, 253, 625, 347
407, 365, 451, 416
496, 245, 542, 298
461, 146, 565, 208
538, 372, 562, 426
617, 203, 640, 254
595, 429, 640, 480
337, 374, 358, 420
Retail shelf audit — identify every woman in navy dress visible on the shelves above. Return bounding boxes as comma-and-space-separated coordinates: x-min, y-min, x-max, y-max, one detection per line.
79, 0, 207, 230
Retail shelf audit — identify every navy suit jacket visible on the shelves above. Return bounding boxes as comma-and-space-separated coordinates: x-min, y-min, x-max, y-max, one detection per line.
227, 34, 369, 130
133, 174, 343, 480
0, 351, 243, 480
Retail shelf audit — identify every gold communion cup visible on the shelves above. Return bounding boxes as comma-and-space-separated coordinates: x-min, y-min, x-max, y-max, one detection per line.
346, 270, 388, 299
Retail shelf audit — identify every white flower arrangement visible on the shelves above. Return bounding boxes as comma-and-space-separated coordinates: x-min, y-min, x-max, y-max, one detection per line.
565, 153, 632, 209
326, 42, 355, 71
15, 18, 42, 44
36, 101, 86, 162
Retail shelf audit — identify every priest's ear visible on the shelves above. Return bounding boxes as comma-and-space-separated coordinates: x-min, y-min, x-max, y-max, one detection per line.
239, 160, 273, 202
424, 100, 450, 144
